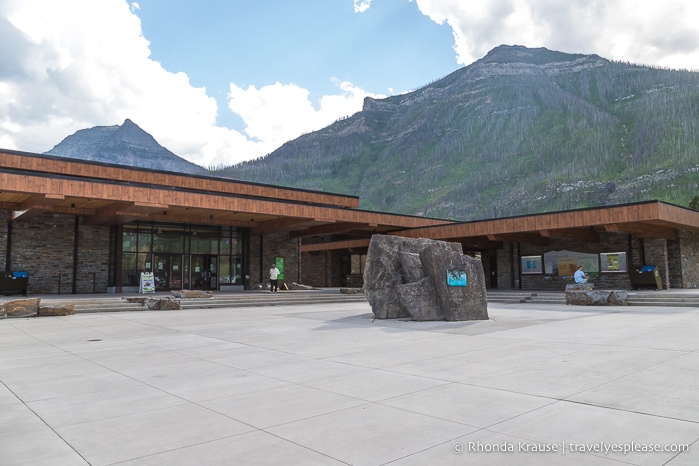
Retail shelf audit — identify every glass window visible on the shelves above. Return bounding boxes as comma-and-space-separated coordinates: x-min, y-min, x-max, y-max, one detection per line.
191, 230, 219, 254
232, 229, 243, 255
232, 256, 242, 283
123, 227, 138, 252
220, 256, 231, 283
220, 227, 231, 255
122, 252, 137, 285
153, 230, 184, 253
138, 228, 152, 252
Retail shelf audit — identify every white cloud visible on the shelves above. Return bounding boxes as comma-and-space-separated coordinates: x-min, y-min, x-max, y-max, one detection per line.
226, 80, 383, 166
415, 0, 699, 70
3, 0, 698, 171
353, 0, 372, 13
0, 0, 380, 168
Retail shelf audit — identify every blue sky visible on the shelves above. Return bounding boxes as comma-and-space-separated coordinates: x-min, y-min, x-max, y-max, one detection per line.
136, 0, 456, 131
2, 0, 699, 168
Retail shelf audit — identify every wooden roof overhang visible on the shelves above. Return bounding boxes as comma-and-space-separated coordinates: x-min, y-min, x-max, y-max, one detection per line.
0, 149, 451, 236
301, 201, 699, 253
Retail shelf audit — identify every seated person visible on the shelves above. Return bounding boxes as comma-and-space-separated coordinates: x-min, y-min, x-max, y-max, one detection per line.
574, 266, 589, 283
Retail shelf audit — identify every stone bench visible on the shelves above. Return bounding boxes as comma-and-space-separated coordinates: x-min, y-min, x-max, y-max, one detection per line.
565, 284, 628, 306
38, 304, 75, 316
1, 298, 41, 318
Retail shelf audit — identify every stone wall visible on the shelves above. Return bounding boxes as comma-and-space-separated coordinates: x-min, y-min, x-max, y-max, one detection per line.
0, 211, 6, 270
667, 237, 683, 288
248, 232, 300, 287
643, 238, 669, 289
496, 245, 515, 289
301, 252, 327, 287
518, 232, 634, 291
4, 214, 110, 294
678, 230, 699, 288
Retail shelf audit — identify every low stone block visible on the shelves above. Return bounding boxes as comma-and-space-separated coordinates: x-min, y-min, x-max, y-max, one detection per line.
566, 289, 628, 306
288, 282, 315, 290
2, 298, 41, 318
565, 283, 594, 292
339, 288, 360, 294
124, 297, 148, 305
38, 304, 75, 316
146, 298, 181, 310
608, 290, 629, 305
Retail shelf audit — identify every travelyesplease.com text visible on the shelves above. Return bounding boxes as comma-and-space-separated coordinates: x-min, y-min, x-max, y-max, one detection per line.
455, 441, 690, 455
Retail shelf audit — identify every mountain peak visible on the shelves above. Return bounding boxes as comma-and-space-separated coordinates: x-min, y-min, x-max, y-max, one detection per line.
44, 119, 203, 172
479, 44, 597, 66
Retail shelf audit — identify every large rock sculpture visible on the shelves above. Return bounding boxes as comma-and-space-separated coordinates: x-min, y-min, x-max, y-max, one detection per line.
363, 235, 488, 321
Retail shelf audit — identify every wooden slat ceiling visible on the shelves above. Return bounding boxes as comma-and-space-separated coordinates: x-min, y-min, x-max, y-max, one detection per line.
0, 150, 452, 236
302, 201, 699, 252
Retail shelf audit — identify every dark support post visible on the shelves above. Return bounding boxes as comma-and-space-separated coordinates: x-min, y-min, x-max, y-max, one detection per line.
517, 242, 522, 289
259, 234, 263, 283
509, 242, 515, 289
72, 216, 79, 294
5, 220, 11, 271
297, 238, 301, 284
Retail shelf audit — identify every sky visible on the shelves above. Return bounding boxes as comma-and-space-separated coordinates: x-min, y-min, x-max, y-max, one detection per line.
2, 0, 699, 168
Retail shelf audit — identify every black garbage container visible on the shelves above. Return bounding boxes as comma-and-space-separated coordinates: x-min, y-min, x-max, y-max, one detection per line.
628, 265, 663, 290
0, 271, 28, 296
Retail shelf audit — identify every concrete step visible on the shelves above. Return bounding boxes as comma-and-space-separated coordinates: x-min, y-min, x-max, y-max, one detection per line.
15, 289, 699, 314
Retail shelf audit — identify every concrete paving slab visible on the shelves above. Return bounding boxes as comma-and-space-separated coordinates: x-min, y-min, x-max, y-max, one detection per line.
380, 382, 556, 428
303, 368, 450, 402
0, 382, 21, 406
3, 370, 145, 402
0, 429, 90, 466
55, 403, 255, 465
25, 385, 188, 427
152, 369, 291, 402
267, 403, 478, 465
1, 300, 699, 465
0, 403, 50, 437
460, 344, 682, 398
390, 430, 624, 465
202, 384, 367, 429
123, 430, 347, 465
489, 401, 699, 465
568, 352, 699, 422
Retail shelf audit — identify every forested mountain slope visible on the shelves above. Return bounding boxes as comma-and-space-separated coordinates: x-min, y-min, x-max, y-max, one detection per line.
212, 45, 699, 221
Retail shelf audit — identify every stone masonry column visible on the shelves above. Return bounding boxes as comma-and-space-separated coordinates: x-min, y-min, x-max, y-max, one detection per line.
644, 238, 670, 289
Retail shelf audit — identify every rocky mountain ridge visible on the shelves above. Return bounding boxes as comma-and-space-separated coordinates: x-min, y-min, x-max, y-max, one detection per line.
44, 119, 204, 174
213, 45, 699, 220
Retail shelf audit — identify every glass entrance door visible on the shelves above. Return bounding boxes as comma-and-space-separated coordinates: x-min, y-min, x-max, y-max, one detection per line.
191, 255, 218, 290
154, 254, 183, 291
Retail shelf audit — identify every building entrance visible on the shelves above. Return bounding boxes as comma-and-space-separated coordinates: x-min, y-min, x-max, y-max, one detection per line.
191, 255, 217, 290
153, 254, 183, 291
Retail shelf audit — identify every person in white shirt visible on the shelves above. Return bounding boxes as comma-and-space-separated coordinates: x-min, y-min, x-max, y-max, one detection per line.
269, 264, 279, 293
574, 266, 589, 283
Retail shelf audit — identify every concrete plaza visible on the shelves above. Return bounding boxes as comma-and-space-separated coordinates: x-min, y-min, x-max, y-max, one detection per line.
1, 299, 698, 465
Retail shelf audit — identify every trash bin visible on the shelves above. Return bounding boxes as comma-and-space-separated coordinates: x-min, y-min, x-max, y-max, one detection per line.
628, 265, 662, 290
0, 271, 29, 296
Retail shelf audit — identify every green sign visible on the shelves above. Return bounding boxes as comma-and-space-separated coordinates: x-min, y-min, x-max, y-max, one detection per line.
275, 257, 285, 280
